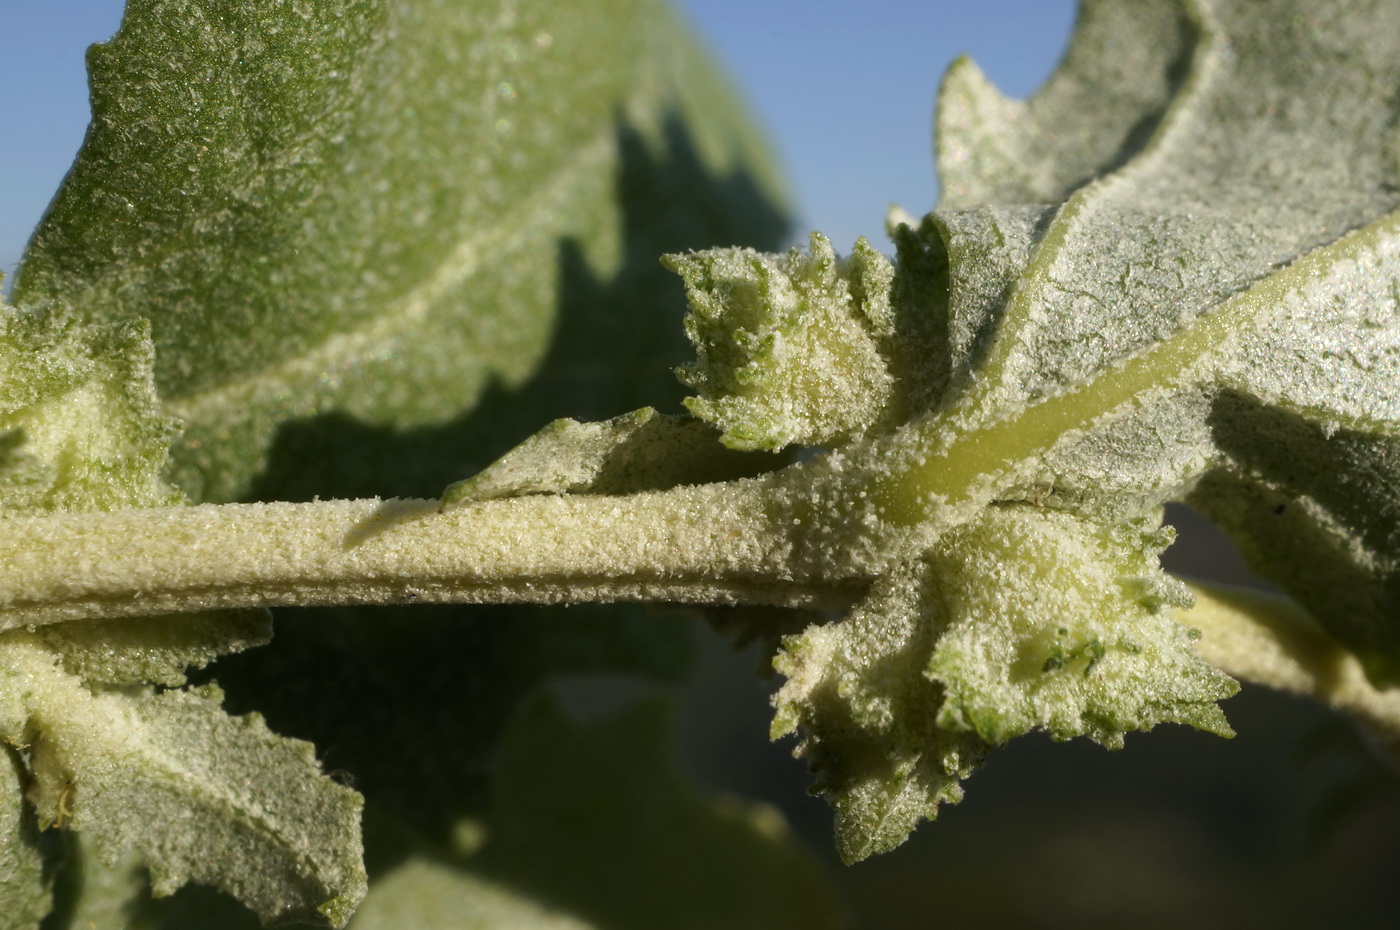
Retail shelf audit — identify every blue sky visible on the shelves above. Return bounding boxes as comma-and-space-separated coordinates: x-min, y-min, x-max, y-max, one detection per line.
1, 1, 1076, 280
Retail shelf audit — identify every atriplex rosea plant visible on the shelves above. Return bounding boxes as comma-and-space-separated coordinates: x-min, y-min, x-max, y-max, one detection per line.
7, 0, 1400, 925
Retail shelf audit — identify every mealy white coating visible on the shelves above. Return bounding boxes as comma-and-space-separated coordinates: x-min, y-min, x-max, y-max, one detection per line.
0, 636, 365, 925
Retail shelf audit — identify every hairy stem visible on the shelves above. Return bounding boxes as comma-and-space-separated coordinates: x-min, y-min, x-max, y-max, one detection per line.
0, 484, 866, 631
1185, 580, 1400, 760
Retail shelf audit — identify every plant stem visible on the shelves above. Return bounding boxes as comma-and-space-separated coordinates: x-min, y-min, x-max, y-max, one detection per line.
0, 484, 866, 631
1185, 580, 1400, 759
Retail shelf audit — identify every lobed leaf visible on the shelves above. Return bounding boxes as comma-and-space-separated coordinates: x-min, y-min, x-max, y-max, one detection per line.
667, 233, 897, 451
0, 636, 366, 928
985, 0, 1400, 681
772, 507, 1234, 861
884, 0, 1400, 678
770, 561, 986, 864
15, 0, 787, 504
935, 0, 1194, 209
924, 507, 1235, 748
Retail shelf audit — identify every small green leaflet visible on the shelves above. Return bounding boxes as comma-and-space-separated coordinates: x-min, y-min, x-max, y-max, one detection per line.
769, 560, 985, 864
0, 297, 177, 514
664, 234, 900, 451
919, 511, 1234, 749
770, 508, 1235, 863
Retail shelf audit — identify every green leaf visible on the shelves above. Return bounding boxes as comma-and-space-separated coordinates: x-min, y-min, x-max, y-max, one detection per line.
441, 407, 768, 506
930, 0, 1400, 681
0, 635, 366, 928
847, 0, 1400, 676
771, 561, 986, 864
0, 746, 52, 930
30, 610, 271, 689
666, 234, 897, 451
771, 507, 1234, 862
469, 695, 851, 930
15, 0, 787, 504
0, 299, 178, 514
935, 0, 1193, 208
933, 10, 1400, 417
924, 508, 1235, 748
348, 864, 599, 930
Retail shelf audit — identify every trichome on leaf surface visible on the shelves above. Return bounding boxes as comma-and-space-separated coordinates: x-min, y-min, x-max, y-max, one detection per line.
6, 0, 1400, 926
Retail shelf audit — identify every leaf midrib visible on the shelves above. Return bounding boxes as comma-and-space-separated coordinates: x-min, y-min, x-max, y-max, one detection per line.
876, 205, 1400, 522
